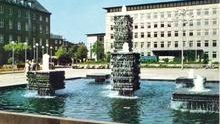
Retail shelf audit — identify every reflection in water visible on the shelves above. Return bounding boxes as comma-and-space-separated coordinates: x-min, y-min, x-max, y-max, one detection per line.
109, 99, 140, 124
172, 111, 219, 124
27, 97, 65, 116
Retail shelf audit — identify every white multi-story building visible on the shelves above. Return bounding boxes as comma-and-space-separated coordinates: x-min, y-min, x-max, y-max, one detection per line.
86, 33, 105, 60
104, 0, 220, 62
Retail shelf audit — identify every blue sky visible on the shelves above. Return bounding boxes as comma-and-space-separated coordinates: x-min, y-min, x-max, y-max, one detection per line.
38, 0, 174, 43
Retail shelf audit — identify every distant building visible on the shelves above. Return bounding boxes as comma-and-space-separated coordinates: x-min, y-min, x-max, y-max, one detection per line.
0, 0, 51, 65
50, 33, 75, 56
104, 0, 220, 62
86, 33, 105, 60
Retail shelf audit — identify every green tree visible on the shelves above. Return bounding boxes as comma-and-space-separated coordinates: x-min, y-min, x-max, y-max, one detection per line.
55, 47, 71, 65
91, 41, 105, 61
3, 41, 30, 63
105, 52, 111, 63
67, 45, 78, 63
76, 44, 88, 62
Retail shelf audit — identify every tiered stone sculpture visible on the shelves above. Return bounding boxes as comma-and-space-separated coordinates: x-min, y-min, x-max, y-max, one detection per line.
111, 15, 140, 96
27, 54, 65, 96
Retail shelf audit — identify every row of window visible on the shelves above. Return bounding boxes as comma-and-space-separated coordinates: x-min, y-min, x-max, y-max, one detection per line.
0, 34, 49, 45
0, 19, 49, 34
0, 5, 49, 22
132, 8, 217, 20
110, 29, 218, 39
135, 40, 218, 49
109, 18, 218, 30
204, 51, 218, 59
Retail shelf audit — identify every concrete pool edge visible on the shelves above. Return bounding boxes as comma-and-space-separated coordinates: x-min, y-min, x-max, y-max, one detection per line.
0, 111, 123, 124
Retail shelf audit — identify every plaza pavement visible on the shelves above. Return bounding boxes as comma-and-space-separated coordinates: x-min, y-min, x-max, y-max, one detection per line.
0, 68, 219, 88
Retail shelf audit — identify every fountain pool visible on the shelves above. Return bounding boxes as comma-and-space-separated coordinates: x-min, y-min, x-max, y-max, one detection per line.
0, 79, 218, 124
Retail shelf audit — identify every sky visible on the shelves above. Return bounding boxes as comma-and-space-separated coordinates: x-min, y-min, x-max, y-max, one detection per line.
38, 0, 174, 43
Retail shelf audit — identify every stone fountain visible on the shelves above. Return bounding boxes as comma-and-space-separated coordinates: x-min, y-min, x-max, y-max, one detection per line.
27, 54, 65, 96
171, 70, 219, 113
111, 6, 140, 96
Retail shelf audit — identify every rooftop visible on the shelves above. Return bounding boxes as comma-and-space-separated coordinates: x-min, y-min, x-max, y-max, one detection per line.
103, 0, 219, 12
0, 0, 50, 14
86, 33, 106, 37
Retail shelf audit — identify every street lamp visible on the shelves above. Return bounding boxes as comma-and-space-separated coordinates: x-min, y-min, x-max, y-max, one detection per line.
11, 41, 15, 72
24, 42, 27, 62
50, 46, 53, 63
42, 46, 45, 55
46, 44, 49, 54
36, 43, 39, 63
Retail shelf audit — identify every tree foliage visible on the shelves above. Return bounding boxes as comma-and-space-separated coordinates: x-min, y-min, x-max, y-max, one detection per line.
76, 44, 88, 62
91, 41, 105, 61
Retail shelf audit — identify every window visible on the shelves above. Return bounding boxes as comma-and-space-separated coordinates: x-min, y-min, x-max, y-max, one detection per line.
40, 16, 43, 21
17, 36, 21, 42
9, 20, 13, 29
189, 9, 193, 16
17, 22, 21, 30
212, 8, 217, 14
205, 29, 209, 35
213, 29, 217, 35
147, 13, 151, 19
134, 24, 138, 29
182, 31, 186, 36
197, 9, 201, 15
160, 41, 164, 48
205, 52, 209, 58
213, 19, 217, 25
25, 23, 28, 31
0, 5, 3, 14
212, 51, 217, 58
175, 31, 178, 37
39, 25, 42, 33
159, 22, 164, 28
167, 41, 171, 48
141, 32, 144, 38
154, 12, 157, 18
197, 30, 201, 36
46, 17, 49, 22
197, 19, 201, 26
161, 31, 164, 37
110, 25, 113, 30
189, 31, 193, 36
204, 9, 209, 15
167, 11, 171, 18
0, 34, 3, 43
147, 32, 151, 38
160, 12, 164, 18
134, 42, 138, 48
154, 32, 157, 37
205, 40, 209, 47
141, 42, 144, 48
168, 31, 171, 37
167, 21, 171, 27
140, 14, 144, 20
110, 43, 113, 48
147, 42, 151, 48
25, 37, 28, 43
204, 19, 209, 25
174, 22, 178, 27
189, 41, 193, 47
46, 26, 49, 34
189, 20, 193, 26
147, 22, 151, 28
183, 41, 186, 47
9, 8, 13, 15
154, 42, 157, 48
140, 23, 144, 29
213, 40, 217, 47
154, 23, 157, 28
174, 41, 178, 48
9, 35, 13, 42
134, 32, 138, 38
110, 34, 114, 39
197, 40, 201, 47
0, 19, 4, 28
18, 10, 21, 18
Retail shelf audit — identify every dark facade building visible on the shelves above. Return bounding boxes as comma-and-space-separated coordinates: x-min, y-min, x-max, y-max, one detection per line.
0, 0, 51, 65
